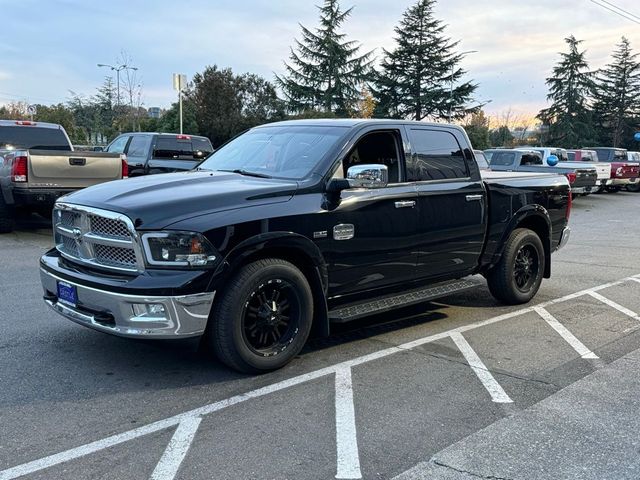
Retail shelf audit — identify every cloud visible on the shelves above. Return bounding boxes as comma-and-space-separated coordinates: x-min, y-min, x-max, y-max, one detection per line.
0, 0, 639, 116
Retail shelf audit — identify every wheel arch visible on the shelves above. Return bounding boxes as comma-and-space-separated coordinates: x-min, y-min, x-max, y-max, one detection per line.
212, 232, 330, 337
498, 206, 552, 278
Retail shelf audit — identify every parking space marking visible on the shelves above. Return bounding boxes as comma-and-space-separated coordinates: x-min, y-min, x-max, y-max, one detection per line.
450, 332, 513, 404
150, 416, 202, 480
2, 274, 639, 480
335, 366, 362, 479
534, 307, 599, 359
587, 291, 640, 320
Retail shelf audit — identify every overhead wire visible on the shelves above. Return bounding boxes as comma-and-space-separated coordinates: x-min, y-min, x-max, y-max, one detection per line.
588, 0, 640, 25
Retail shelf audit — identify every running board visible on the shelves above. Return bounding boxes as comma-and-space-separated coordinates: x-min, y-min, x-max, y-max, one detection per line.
328, 279, 481, 323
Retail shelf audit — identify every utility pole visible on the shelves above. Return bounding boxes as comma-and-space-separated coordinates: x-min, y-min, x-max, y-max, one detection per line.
173, 74, 187, 134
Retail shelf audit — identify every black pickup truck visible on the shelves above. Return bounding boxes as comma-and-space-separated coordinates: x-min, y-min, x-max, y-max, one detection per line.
105, 132, 214, 177
40, 119, 571, 373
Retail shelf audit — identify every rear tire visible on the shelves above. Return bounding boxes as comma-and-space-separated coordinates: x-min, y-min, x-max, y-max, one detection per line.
486, 228, 545, 305
626, 184, 640, 192
0, 196, 15, 233
206, 258, 313, 373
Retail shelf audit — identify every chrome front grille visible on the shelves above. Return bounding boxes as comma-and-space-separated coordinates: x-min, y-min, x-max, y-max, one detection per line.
93, 244, 137, 268
89, 215, 130, 239
53, 203, 143, 273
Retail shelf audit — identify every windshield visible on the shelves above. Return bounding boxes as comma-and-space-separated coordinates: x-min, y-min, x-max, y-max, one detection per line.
198, 125, 349, 179
0, 126, 72, 151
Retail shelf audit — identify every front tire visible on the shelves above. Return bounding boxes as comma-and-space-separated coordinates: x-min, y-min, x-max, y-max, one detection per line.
626, 184, 640, 192
486, 228, 545, 305
207, 258, 313, 373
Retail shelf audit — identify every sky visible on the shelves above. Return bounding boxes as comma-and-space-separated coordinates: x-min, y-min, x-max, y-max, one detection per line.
0, 0, 639, 121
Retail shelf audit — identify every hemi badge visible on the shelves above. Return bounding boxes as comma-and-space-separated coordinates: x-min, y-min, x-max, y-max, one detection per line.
313, 230, 328, 239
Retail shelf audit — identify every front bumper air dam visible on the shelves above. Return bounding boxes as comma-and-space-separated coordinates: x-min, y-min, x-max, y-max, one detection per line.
40, 268, 214, 339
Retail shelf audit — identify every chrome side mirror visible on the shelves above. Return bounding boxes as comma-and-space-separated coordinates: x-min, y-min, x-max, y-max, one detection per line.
346, 164, 389, 189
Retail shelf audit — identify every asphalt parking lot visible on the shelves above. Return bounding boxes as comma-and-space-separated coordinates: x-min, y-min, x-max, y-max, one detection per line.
2, 192, 640, 480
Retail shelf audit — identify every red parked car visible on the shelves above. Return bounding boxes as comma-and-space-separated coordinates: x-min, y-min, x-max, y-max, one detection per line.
584, 147, 640, 193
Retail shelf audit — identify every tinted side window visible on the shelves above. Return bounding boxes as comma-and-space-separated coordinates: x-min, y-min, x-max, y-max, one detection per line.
408, 129, 468, 181
127, 135, 152, 158
489, 152, 516, 167
521, 154, 542, 166
153, 137, 194, 160
192, 137, 214, 158
107, 136, 130, 154
567, 152, 576, 161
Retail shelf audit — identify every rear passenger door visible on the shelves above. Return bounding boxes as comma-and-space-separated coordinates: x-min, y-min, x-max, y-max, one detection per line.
146, 136, 201, 174
407, 127, 486, 280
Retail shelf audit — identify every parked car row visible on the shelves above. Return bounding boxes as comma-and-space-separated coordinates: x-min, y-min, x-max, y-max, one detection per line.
480, 146, 640, 196
0, 121, 215, 232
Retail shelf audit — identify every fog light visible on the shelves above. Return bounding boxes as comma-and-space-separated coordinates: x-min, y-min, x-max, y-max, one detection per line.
132, 303, 168, 320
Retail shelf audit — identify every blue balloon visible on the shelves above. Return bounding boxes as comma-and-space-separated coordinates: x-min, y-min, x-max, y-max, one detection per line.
634, 132, 640, 142
547, 155, 559, 167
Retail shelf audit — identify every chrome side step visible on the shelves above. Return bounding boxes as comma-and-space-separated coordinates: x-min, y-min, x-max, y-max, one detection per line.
328, 279, 480, 323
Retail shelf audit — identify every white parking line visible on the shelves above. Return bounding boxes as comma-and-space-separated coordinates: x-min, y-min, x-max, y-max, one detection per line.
534, 307, 599, 359
334, 366, 362, 479
587, 291, 640, 320
150, 416, 202, 480
1, 274, 639, 480
450, 332, 513, 404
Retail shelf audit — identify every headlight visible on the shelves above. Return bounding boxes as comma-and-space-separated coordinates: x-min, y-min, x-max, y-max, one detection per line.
141, 231, 219, 268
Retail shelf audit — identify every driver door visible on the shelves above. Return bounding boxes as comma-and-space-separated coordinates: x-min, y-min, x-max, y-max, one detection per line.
322, 128, 419, 298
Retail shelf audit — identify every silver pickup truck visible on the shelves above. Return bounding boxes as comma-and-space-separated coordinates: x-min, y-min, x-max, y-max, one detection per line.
0, 120, 126, 232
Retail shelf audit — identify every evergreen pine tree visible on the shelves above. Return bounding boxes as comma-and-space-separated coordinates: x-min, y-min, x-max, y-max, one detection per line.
372, 0, 477, 121
275, 0, 373, 115
537, 36, 594, 148
592, 37, 640, 148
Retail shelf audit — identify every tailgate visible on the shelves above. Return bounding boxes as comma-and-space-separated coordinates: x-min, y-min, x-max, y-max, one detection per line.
27, 150, 122, 188
573, 169, 598, 188
616, 163, 640, 179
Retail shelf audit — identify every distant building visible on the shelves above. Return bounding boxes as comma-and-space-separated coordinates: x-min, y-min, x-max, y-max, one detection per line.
148, 107, 161, 119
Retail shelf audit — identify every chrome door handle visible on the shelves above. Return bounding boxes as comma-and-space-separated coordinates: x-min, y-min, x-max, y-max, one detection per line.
466, 195, 483, 202
395, 200, 416, 209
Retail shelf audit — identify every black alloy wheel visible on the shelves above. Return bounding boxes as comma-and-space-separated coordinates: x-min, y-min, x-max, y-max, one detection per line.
486, 228, 545, 305
513, 245, 539, 293
207, 258, 313, 373
242, 279, 301, 356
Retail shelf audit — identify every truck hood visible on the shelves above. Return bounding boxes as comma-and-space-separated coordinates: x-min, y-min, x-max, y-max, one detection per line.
59, 170, 298, 229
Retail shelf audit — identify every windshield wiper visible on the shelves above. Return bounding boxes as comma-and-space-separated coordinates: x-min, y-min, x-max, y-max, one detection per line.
218, 169, 272, 179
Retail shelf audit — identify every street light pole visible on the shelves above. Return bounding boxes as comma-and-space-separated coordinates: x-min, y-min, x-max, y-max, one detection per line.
97, 63, 138, 108
448, 50, 478, 123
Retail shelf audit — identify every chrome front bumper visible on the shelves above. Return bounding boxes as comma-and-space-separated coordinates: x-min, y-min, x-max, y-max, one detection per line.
558, 226, 571, 251
40, 269, 214, 339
